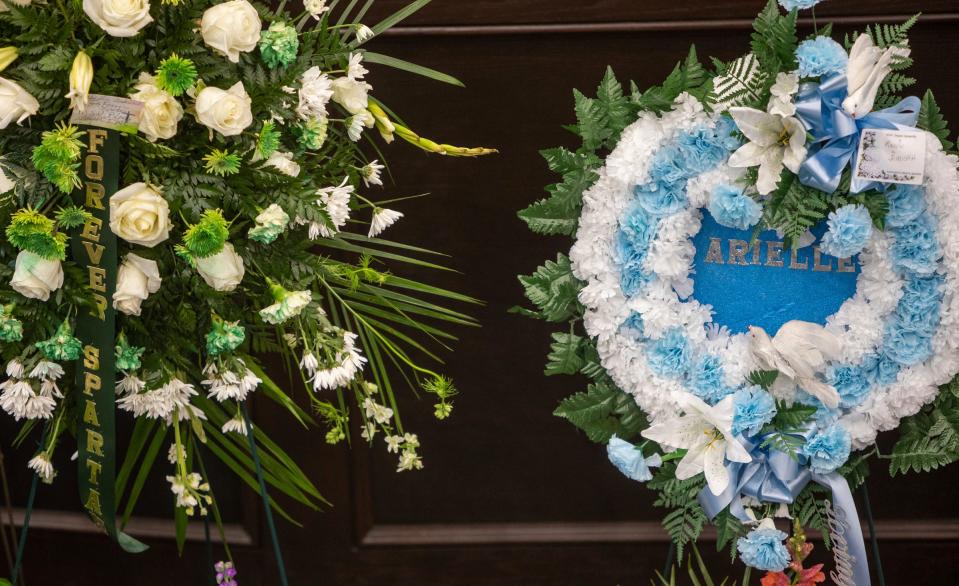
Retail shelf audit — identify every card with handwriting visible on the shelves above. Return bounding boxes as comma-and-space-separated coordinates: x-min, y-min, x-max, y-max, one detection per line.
853, 128, 926, 186
70, 94, 144, 133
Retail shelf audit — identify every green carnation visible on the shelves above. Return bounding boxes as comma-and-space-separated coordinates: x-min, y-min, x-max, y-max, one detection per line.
293, 117, 328, 151
203, 149, 242, 176
182, 209, 231, 259
248, 204, 289, 245
155, 54, 197, 97
35, 320, 82, 361
6, 209, 67, 260
259, 21, 299, 69
206, 316, 246, 356
255, 121, 281, 160
259, 279, 312, 325
0, 306, 23, 342
31, 123, 84, 194
115, 334, 144, 371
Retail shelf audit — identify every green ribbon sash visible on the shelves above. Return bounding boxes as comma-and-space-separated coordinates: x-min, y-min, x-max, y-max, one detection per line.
70, 122, 146, 553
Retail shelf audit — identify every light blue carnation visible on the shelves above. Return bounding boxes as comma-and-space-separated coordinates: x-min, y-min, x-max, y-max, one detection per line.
646, 328, 692, 378
883, 322, 933, 366
802, 424, 851, 474
890, 214, 942, 275
621, 312, 645, 336
713, 116, 742, 151
895, 303, 941, 335
708, 184, 762, 230
620, 263, 652, 297
620, 203, 659, 245
689, 354, 734, 404
647, 146, 689, 187
885, 184, 926, 227
827, 365, 871, 409
795, 391, 839, 424
778, 0, 823, 10
676, 128, 728, 175
820, 204, 872, 258
635, 183, 688, 217
737, 527, 791, 572
607, 435, 662, 482
796, 36, 849, 78
861, 353, 901, 386
899, 274, 944, 312
731, 386, 777, 437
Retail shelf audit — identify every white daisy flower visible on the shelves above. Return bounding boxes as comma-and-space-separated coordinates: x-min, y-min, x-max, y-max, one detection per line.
221, 414, 249, 436
346, 53, 368, 80
27, 453, 55, 484
316, 178, 354, 237
384, 434, 404, 453
363, 397, 393, 425
355, 24, 374, 44
30, 361, 64, 381
368, 208, 403, 238
360, 159, 384, 187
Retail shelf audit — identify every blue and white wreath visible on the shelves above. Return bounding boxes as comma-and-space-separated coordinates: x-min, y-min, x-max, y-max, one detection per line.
520, 2, 959, 581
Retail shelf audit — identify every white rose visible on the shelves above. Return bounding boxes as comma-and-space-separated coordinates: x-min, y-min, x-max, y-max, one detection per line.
200, 0, 262, 63
0, 0, 33, 12
10, 251, 63, 301
110, 182, 171, 247
195, 82, 253, 137
129, 73, 183, 142
0, 77, 38, 129
82, 0, 153, 37
113, 253, 161, 316
256, 203, 288, 227
265, 151, 300, 177
196, 242, 245, 292
330, 77, 371, 116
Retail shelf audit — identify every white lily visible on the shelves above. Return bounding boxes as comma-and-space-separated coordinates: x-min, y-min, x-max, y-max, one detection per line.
641, 393, 751, 496
727, 107, 807, 195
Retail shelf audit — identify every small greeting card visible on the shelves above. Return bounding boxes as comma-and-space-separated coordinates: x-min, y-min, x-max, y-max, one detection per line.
853, 128, 926, 185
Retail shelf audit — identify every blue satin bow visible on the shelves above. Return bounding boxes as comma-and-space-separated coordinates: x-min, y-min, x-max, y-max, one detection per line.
698, 439, 871, 586
795, 74, 921, 194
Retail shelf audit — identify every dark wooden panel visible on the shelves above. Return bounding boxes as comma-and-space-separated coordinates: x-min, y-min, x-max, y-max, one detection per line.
365, 0, 959, 27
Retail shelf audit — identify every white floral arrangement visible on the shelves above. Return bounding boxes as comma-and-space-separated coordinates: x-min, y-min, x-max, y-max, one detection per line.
0, 0, 492, 580
517, 0, 957, 582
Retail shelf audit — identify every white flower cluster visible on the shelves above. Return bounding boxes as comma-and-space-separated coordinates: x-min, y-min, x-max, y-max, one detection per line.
201, 360, 261, 403
116, 377, 206, 424
0, 359, 62, 420
570, 93, 959, 447
301, 330, 366, 391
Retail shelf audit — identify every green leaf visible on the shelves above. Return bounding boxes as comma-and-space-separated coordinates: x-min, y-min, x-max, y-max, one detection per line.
545, 331, 586, 376
712, 53, 766, 110
890, 394, 959, 476
368, 0, 431, 36
516, 197, 580, 236
634, 45, 709, 113
714, 508, 747, 561
918, 89, 955, 151
595, 67, 633, 143
553, 382, 648, 443
746, 369, 778, 390
750, 0, 798, 75
517, 254, 582, 322
572, 88, 609, 151
362, 52, 464, 87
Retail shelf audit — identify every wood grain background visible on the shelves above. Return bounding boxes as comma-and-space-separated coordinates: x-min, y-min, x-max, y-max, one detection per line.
6, 1, 959, 584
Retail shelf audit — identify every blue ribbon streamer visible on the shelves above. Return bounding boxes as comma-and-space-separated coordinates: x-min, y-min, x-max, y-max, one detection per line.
794, 74, 921, 194
697, 440, 871, 585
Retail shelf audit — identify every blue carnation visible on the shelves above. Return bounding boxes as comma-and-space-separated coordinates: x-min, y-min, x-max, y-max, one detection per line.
895, 303, 941, 335
620, 312, 645, 336
646, 328, 692, 378
827, 364, 871, 409
731, 387, 777, 437
607, 435, 661, 482
616, 232, 652, 296
802, 424, 851, 474
648, 146, 689, 186
676, 128, 728, 175
795, 391, 839, 424
885, 184, 926, 227
689, 354, 734, 404
737, 527, 791, 572
778, 0, 823, 10
634, 183, 688, 217
620, 263, 651, 297
899, 274, 944, 312
883, 322, 933, 366
708, 184, 762, 230
796, 36, 849, 78
713, 116, 742, 151
620, 203, 659, 245
820, 204, 872, 258
890, 214, 942, 276
861, 353, 901, 386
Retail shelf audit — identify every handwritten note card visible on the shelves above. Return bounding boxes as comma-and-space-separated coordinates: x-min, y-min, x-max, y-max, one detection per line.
854, 128, 926, 186
70, 94, 144, 132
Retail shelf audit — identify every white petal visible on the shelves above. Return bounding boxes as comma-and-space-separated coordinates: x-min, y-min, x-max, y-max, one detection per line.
703, 441, 730, 495
728, 142, 768, 169
756, 150, 785, 195
729, 107, 780, 147
675, 441, 708, 480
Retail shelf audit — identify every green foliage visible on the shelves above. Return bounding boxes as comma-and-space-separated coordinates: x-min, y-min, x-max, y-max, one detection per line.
202, 148, 242, 177
750, 0, 798, 77
747, 369, 778, 390
711, 53, 767, 110
632, 46, 711, 113
846, 14, 920, 51
54, 205, 92, 230
515, 253, 582, 322
793, 484, 832, 549
5, 208, 66, 259
760, 401, 818, 458
255, 120, 281, 160
760, 173, 829, 249
838, 450, 872, 490
545, 331, 586, 376
890, 377, 959, 475
918, 90, 955, 151
649, 463, 708, 558
31, 123, 84, 193
155, 53, 198, 96
553, 381, 648, 443
654, 544, 739, 586
517, 147, 599, 236
714, 508, 748, 561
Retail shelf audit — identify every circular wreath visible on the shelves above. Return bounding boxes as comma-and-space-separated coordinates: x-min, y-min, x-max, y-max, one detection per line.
518, 2, 959, 581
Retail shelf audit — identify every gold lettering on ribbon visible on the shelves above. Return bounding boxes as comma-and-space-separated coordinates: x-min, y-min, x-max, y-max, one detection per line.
789, 247, 808, 270
79, 129, 108, 529
703, 238, 856, 274
728, 240, 750, 266
705, 238, 724, 264
813, 246, 833, 272
837, 256, 856, 273
765, 241, 784, 267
